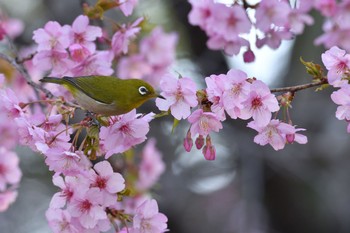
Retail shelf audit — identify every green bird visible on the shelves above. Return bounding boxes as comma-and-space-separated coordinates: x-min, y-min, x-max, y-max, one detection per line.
40, 76, 164, 116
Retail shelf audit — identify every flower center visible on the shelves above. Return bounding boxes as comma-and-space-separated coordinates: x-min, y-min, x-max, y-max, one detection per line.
251, 97, 263, 109
79, 200, 92, 213
95, 176, 107, 190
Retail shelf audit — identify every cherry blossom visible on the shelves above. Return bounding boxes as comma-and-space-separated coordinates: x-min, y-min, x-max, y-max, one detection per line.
156, 73, 198, 120
188, 109, 223, 137
0, 147, 22, 191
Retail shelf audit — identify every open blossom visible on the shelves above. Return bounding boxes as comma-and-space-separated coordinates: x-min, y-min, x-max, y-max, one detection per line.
68, 15, 102, 53
0, 87, 26, 119
156, 73, 198, 120
321, 46, 350, 87
33, 21, 70, 51
188, 109, 223, 137
0, 147, 22, 191
112, 17, 143, 56
133, 199, 168, 233
136, 139, 165, 191
205, 74, 226, 120
100, 110, 151, 158
45, 149, 91, 176
71, 50, 114, 76
32, 49, 73, 76
50, 175, 90, 209
68, 187, 107, 229
222, 69, 250, 119
89, 161, 125, 205
240, 80, 279, 127
247, 120, 307, 150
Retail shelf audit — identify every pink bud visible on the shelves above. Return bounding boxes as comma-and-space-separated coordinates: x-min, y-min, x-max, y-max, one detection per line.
195, 135, 204, 149
202, 144, 216, 160
243, 49, 255, 63
183, 137, 193, 152
183, 130, 193, 152
286, 134, 295, 143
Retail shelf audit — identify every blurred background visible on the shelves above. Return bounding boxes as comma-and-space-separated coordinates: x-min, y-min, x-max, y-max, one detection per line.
1, 0, 349, 233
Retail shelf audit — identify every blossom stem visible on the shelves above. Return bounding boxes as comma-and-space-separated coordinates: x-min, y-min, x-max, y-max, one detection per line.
270, 78, 328, 93
0, 52, 54, 98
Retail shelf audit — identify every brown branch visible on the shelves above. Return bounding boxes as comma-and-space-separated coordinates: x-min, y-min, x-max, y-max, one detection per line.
0, 52, 53, 98
270, 78, 328, 93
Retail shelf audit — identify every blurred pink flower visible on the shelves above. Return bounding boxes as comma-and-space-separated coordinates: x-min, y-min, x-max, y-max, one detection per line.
205, 74, 226, 120
117, 54, 153, 79
136, 139, 165, 191
71, 51, 114, 76
111, 17, 143, 56
119, 0, 138, 16
156, 73, 198, 120
46, 208, 83, 233
0, 147, 22, 191
331, 84, 350, 121
0, 190, 18, 212
133, 199, 168, 233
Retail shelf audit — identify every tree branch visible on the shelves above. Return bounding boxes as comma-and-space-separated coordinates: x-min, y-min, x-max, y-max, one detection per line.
0, 52, 53, 98
270, 78, 328, 93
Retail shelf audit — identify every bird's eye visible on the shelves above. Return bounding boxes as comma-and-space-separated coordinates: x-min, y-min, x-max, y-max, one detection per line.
138, 86, 148, 95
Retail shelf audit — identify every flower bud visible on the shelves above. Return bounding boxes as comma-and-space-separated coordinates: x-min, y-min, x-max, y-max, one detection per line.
183, 130, 193, 152
286, 133, 295, 143
195, 135, 204, 149
243, 49, 255, 63
202, 144, 216, 160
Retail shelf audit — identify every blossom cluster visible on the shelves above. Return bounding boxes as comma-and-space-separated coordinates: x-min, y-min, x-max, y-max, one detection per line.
188, 0, 350, 61
156, 70, 307, 160
322, 46, 350, 132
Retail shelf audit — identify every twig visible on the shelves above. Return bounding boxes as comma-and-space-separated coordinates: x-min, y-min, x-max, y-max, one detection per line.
270, 78, 328, 93
0, 52, 53, 98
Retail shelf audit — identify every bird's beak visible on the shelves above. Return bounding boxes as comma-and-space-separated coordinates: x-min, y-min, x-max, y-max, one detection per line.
157, 94, 165, 99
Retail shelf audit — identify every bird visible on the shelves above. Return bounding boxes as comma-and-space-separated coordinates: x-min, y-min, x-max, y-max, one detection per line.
40, 75, 164, 116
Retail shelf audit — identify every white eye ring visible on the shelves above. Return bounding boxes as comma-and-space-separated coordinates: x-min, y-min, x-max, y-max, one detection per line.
138, 86, 148, 95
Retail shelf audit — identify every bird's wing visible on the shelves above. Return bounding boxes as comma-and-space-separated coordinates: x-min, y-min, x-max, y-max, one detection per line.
63, 76, 120, 104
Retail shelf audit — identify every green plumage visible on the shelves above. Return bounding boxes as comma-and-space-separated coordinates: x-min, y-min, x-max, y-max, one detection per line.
40, 76, 158, 116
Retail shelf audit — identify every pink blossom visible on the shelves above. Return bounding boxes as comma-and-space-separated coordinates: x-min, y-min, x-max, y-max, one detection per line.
207, 34, 249, 56
0, 87, 26, 119
33, 21, 70, 51
89, 161, 125, 205
188, 0, 216, 29
205, 74, 226, 120
69, 44, 91, 62
314, 0, 337, 17
50, 175, 90, 209
68, 15, 102, 53
321, 46, 350, 87
119, 0, 138, 16
0, 190, 18, 212
46, 208, 83, 233
188, 109, 223, 137
32, 49, 73, 76
100, 110, 150, 158
117, 54, 153, 79
222, 69, 250, 119
45, 149, 91, 176
288, 8, 314, 34
0, 147, 22, 191
256, 28, 293, 49
206, 4, 251, 40
183, 130, 193, 152
0, 17, 24, 39
15, 116, 46, 151
68, 187, 107, 229
331, 84, 350, 121
240, 80, 279, 127
156, 73, 198, 120
133, 199, 168, 233
243, 49, 255, 63
202, 135, 215, 160
247, 120, 307, 150
255, 0, 291, 33
140, 27, 178, 67
111, 17, 143, 56
71, 51, 114, 76
136, 139, 165, 191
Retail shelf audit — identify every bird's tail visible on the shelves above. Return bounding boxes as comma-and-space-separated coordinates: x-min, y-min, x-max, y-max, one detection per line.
39, 77, 65, 84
